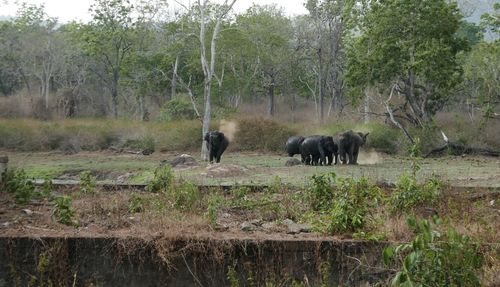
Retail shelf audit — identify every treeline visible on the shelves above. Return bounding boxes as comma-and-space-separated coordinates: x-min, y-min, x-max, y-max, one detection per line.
0, 0, 498, 129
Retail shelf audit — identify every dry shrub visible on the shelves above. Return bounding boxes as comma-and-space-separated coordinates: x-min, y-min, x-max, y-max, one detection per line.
231, 117, 296, 152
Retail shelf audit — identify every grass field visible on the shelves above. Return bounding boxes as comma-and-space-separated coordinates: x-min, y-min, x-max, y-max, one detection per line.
6, 150, 500, 187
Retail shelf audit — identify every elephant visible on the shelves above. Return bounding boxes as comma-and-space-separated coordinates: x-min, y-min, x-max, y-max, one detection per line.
285, 136, 305, 161
204, 131, 229, 163
300, 135, 338, 166
336, 130, 369, 165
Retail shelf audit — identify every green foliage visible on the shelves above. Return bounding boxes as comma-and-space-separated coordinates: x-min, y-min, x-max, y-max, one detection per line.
41, 176, 53, 199
226, 265, 240, 287
158, 98, 197, 121
346, 0, 466, 123
384, 216, 484, 286
128, 194, 146, 213
389, 174, 441, 214
206, 192, 224, 227
147, 164, 174, 193
79, 171, 96, 194
307, 173, 336, 212
170, 180, 200, 212
1, 169, 37, 204
52, 196, 77, 226
328, 177, 382, 233
363, 123, 400, 154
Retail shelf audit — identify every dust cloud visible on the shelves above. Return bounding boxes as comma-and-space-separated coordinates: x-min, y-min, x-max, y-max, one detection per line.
219, 119, 238, 142
357, 150, 382, 165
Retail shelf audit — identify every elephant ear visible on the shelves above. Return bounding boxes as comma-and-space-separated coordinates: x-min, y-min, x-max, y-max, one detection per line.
362, 133, 369, 144
204, 132, 210, 141
218, 132, 225, 140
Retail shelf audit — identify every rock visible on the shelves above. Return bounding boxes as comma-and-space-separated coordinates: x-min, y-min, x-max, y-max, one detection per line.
142, 148, 154, 155
240, 221, 257, 232
283, 219, 311, 234
204, 164, 248, 177
285, 158, 302, 167
262, 222, 277, 231
215, 224, 229, 231
169, 154, 198, 168
22, 209, 33, 216
1, 222, 10, 228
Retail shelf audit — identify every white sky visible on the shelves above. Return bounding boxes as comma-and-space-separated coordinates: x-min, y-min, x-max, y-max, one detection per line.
0, 0, 309, 22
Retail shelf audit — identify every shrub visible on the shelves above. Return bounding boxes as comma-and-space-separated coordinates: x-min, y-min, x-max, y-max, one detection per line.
158, 98, 197, 121
364, 123, 401, 154
147, 164, 174, 193
52, 196, 77, 226
170, 180, 200, 212
328, 177, 382, 233
128, 194, 146, 213
79, 171, 96, 194
389, 174, 441, 214
1, 168, 37, 204
232, 117, 296, 152
383, 216, 484, 286
307, 173, 336, 212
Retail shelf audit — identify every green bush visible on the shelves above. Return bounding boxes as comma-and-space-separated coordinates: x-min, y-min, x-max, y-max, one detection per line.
364, 123, 400, 154
389, 174, 441, 214
233, 117, 296, 152
384, 216, 484, 286
307, 173, 336, 212
147, 164, 174, 193
158, 98, 197, 121
1, 168, 37, 204
52, 196, 77, 226
170, 180, 200, 212
328, 177, 382, 233
128, 194, 146, 213
79, 171, 96, 194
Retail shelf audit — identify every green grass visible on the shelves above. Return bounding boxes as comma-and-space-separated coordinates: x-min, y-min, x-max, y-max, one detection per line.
6, 151, 500, 187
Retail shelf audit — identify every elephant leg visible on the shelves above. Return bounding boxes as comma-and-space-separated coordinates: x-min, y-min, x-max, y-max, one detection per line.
327, 154, 333, 166
209, 148, 214, 163
353, 146, 359, 164
334, 152, 339, 165
348, 146, 355, 164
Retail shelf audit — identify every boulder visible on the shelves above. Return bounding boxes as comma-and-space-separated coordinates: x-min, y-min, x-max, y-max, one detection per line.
168, 154, 198, 168
285, 158, 302, 167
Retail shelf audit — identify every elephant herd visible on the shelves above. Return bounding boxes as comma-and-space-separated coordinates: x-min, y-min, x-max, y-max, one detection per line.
203, 130, 369, 165
286, 130, 369, 165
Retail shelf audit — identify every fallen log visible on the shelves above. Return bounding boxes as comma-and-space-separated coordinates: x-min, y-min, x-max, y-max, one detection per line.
424, 142, 499, 158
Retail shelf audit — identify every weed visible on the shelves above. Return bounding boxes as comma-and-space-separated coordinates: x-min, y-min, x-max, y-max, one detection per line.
79, 171, 96, 194
147, 164, 174, 193
170, 180, 200, 212
227, 265, 240, 287
328, 177, 382, 233
52, 196, 77, 226
206, 191, 224, 227
389, 174, 441, 214
1, 169, 36, 204
307, 173, 336, 212
129, 194, 146, 213
41, 176, 53, 199
383, 215, 484, 286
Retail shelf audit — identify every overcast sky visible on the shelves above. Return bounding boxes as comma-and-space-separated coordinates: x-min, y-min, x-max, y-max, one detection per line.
0, 0, 309, 22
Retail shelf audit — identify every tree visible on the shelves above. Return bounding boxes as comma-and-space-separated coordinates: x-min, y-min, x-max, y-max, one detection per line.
196, 0, 237, 160
346, 0, 467, 128
81, 0, 136, 118
237, 5, 292, 117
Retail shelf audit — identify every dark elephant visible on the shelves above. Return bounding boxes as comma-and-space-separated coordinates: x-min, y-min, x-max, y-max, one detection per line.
300, 135, 338, 166
285, 136, 305, 161
337, 130, 369, 165
204, 131, 229, 163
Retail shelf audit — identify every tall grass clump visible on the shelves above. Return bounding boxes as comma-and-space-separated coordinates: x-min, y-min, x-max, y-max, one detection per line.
232, 117, 296, 152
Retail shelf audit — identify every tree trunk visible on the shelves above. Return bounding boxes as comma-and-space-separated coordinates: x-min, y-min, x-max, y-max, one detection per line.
267, 77, 275, 117
318, 49, 324, 123
111, 72, 119, 118
363, 88, 370, 124
201, 81, 211, 160
171, 54, 179, 100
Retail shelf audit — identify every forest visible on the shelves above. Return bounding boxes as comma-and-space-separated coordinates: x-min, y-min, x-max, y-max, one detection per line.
0, 0, 498, 133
